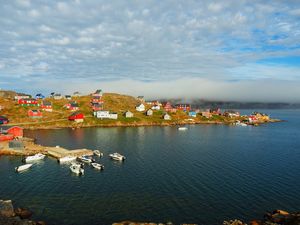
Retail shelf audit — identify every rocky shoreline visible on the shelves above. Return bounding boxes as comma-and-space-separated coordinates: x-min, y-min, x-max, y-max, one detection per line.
1, 199, 299, 225
0, 200, 45, 225
21, 118, 281, 130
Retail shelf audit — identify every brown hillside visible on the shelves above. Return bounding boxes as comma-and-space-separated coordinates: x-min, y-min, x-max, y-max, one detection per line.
102, 93, 140, 112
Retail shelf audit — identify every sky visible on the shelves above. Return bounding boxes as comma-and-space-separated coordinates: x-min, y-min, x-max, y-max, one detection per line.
0, 0, 300, 102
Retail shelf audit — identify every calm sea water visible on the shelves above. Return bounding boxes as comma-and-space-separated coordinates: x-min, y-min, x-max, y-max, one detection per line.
0, 109, 299, 225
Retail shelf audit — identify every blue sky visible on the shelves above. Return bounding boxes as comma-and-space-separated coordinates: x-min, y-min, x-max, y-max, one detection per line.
0, 0, 300, 102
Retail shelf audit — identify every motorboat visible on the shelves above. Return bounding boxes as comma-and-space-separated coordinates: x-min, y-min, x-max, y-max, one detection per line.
15, 164, 33, 172
70, 163, 84, 175
77, 155, 95, 163
91, 163, 104, 170
178, 127, 188, 131
93, 150, 103, 157
25, 153, 46, 163
235, 121, 247, 126
109, 153, 126, 161
58, 155, 77, 163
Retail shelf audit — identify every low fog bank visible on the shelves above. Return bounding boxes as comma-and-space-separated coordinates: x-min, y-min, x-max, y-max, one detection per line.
10, 78, 300, 104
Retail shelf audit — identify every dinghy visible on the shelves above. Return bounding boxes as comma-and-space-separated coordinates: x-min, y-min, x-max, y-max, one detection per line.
15, 164, 33, 172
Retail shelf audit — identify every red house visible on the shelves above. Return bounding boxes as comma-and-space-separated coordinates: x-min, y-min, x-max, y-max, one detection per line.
41, 101, 53, 112
18, 98, 38, 106
0, 126, 23, 138
28, 109, 43, 118
175, 104, 191, 112
91, 96, 104, 104
161, 102, 177, 113
65, 102, 79, 111
69, 111, 84, 122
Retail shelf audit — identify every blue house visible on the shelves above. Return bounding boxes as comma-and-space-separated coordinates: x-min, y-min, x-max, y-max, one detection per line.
188, 111, 197, 117
35, 93, 45, 99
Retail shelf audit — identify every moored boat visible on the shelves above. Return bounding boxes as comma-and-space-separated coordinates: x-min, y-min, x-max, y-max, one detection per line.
25, 153, 46, 163
77, 155, 95, 163
93, 150, 103, 157
58, 155, 77, 163
178, 127, 188, 131
15, 164, 33, 172
109, 153, 126, 161
70, 163, 84, 175
91, 162, 104, 170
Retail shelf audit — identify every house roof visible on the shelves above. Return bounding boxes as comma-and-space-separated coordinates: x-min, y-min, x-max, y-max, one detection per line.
70, 111, 83, 116
0, 125, 23, 131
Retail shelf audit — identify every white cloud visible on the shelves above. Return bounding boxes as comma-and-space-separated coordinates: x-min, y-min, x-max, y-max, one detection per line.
28, 9, 39, 17
40, 25, 54, 33
16, 0, 30, 7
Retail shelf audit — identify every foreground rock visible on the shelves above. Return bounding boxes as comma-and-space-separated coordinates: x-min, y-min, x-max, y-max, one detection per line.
0, 199, 45, 225
224, 209, 300, 225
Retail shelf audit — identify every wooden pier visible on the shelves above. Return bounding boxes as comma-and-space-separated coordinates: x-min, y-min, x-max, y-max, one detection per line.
46, 146, 93, 159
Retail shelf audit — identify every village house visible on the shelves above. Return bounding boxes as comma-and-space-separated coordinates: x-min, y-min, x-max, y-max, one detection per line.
175, 104, 191, 112
137, 96, 145, 102
252, 112, 270, 121
223, 110, 240, 118
94, 111, 118, 120
136, 103, 145, 112
210, 108, 222, 115
188, 111, 197, 117
65, 101, 79, 111
248, 115, 258, 123
151, 104, 160, 110
0, 126, 23, 138
161, 102, 174, 112
92, 89, 103, 97
41, 101, 53, 112
68, 111, 84, 122
28, 109, 43, 118
146, 100, 161, 106
201, 111, 212, 118
14, 94, 30, 101
91, 103, 103, 111
124, 111, 133, 118
18, 98, 38, 106
65, 95, 72, 100
91, 95, 104, 104
35, 93, 45, 99
0, 116, 9, 124
53, 93, 63, 100
146, 109, 153, 116
163, 113, 171, 120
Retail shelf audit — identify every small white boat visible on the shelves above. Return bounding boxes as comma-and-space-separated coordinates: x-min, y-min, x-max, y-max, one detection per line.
178, 127, 188, 131
109, 153, 126, 161
15, 164, 33, 172
235, 121, 247, 126
77, 155, 95, 163
91, 163, 104, 170
25, 153, 46, 163
93, 150, 103, 157
70, 163, 84, 175
58, 155, 77, 163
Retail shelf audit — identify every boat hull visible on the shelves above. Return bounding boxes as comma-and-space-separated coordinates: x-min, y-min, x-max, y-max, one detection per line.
15, 164, 33, 172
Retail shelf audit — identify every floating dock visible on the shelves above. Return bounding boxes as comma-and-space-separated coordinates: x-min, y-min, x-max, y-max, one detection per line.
46, 146, 93, 159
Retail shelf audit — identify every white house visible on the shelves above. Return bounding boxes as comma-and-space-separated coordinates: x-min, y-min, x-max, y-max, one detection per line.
14, 95, 30, 101
146, 109, 153, 116
136, 103, 145, 112
151, 104, 160, 110
94, 111, 118, 119
53, 93, 63, 100
124, 111, 133, 118
163, 113, 171, 120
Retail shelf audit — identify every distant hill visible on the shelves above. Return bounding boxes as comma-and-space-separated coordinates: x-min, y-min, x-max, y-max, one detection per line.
0, 90, 17, 99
